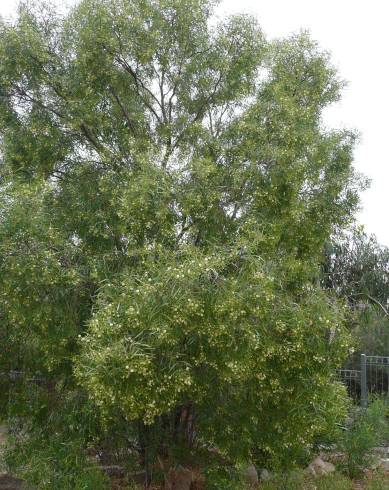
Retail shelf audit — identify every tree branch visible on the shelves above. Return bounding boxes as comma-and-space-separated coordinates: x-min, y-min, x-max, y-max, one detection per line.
352, 292, 389, 317
162, 73, 223, 168
109, 86, 136, 135
115, 56, 162, 123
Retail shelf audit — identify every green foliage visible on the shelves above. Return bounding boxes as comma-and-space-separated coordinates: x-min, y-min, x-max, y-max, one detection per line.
76, 248, 351, 463
4, 431, 108, 490
322, 228, 389, 358
338, 399, 389, 478
3, 386, 113, 488
0, 182, 90, 376
322, 228, 389, 309
0, 0, 362, 482
204, 465, 243, 490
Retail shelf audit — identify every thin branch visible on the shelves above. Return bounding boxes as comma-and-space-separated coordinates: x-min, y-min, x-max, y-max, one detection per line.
10, 84, 64, 119
114, 56, 162, 124
352, 292, 389, 317
80, 122, 102, 151
159, 67, 168, 123
101, 31, 163, 123
176, 217, 193, 244
208, 108, 214, 137
109, 86, 136, 135
162, 73, 223, 168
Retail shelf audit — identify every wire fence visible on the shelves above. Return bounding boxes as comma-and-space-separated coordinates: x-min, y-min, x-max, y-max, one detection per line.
336, 354, 389, 407
335, 368, 361, 402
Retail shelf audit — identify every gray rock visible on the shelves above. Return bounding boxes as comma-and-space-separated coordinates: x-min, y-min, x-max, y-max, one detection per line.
370, 457, 381, 471
306, 457, 335, 477
0, 426, 7, 446
260, 468, 272, 481
379, 458, 389, 472
100, 465, 125, 477
373, 447, 389, 456
242, 463, 258, 487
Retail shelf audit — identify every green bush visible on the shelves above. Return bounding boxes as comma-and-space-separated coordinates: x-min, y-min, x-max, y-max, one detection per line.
4, 431, 108, 490
338, 399, 389, 478
204, 465, 243, 490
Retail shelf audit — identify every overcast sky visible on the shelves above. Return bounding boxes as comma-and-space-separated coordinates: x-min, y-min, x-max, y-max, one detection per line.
1, 0, 388, 246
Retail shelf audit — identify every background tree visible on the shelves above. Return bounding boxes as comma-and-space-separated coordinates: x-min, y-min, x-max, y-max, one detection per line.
0, 0, 362, 485
322, 228, 389, 356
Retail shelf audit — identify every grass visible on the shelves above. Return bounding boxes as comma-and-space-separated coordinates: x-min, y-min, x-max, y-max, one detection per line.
259, 471, 351, 490
257, 470, 389, 490
120, 470, 389, 490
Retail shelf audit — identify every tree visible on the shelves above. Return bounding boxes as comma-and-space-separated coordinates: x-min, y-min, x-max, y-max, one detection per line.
322, 228, 389, 356
0, 0, 361, 484
322, 228, 389, 315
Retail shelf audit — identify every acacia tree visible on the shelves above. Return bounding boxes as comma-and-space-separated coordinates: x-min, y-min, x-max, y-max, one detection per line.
0, 0, 361, 483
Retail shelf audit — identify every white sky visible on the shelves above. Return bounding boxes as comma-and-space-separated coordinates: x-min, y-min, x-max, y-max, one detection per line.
1, 0, 388, 245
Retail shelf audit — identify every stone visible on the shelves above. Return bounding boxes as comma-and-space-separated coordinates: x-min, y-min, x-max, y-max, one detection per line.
100, 465, 125, 477
370, 457, 381, 471
260, 468, 272, 481
0, 474, 25, 489
306, 456, 335, 477
0, 426, 7, 446
373, 447, 389, 456
241, 463, 258, 487
379, 458, 389, 472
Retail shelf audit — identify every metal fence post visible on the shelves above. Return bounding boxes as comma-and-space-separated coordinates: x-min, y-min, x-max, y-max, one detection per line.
360, 354, 368, 408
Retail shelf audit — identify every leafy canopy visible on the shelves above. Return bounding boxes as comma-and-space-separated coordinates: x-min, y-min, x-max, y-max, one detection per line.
0, 0, 360, 474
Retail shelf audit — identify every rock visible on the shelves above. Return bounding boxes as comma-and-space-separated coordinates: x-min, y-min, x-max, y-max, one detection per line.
0, 474, 25, 489
0, 426, 7, 446
260, 468, 272, 481
373, 447, 389, 456
100, 465, 125, 477
317, 444, 337, 452
379, 458, 389, 472
241, 463, 258, 487
324, 451, 344, 465
165, 466, 193, 490
0, 429, 29, 490
306, 457, 335, 477
370, 457, 381, 471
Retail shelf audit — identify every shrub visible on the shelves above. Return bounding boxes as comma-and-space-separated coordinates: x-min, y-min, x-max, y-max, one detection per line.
338, 399, 389, 478
4, 432, 108, 490
76, 251, 351, 467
